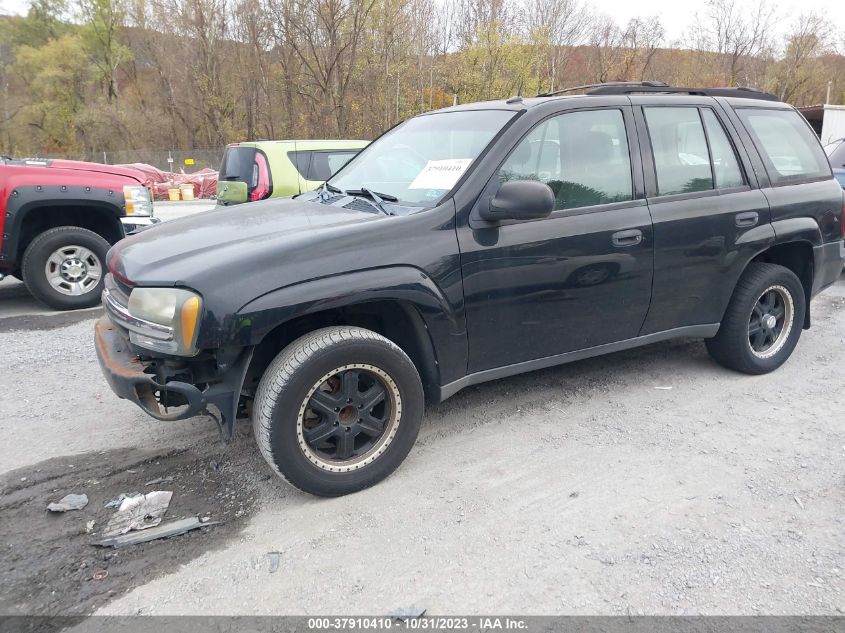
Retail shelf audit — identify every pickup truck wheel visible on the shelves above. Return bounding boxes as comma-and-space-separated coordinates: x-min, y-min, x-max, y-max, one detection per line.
253, 326, 424, 497
21, 226, 110, 310
706, 262, 805, 375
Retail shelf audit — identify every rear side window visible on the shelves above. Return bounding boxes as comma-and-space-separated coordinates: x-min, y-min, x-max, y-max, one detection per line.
736, 108, 831, 184
309, 150, 358, 181
497, 108, 633, 211
220, 147, 256, 185
288, 150, 359, 181
288, 150, 312, 179
645, 107, 713, 195
701, 109, 745, 189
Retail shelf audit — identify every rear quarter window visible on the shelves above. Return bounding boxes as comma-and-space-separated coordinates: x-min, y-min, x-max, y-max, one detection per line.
287, 150, 359, 181
737, 108, 831, 185
220, 147, 257, 185
219, 146, 272, 201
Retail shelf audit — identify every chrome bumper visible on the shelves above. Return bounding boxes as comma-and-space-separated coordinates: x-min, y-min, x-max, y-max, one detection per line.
120, 216, 161, 234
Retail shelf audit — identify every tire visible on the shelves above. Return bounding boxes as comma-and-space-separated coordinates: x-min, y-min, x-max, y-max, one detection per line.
706, 262, 806, 375
21, 226, 110, 310
253, 326, 424, 497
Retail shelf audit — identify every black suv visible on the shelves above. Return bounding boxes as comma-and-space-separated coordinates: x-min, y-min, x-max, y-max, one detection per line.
95, 83, 845, 497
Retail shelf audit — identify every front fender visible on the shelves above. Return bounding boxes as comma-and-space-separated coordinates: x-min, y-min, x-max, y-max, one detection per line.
1, 185, 125, 266
233, 265, 468, 387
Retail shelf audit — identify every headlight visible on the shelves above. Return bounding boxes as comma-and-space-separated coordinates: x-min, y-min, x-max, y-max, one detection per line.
127, 288, 202, 355
123, 185, 154, 216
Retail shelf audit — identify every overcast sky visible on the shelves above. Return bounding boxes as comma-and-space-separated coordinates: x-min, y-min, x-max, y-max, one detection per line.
0, 0, 844, 43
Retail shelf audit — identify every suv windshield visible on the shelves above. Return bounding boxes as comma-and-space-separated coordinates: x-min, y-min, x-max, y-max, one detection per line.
328, 110, 515, 206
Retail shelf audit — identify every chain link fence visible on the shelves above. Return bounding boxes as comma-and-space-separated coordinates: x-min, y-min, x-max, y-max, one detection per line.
32, 148, 224, 173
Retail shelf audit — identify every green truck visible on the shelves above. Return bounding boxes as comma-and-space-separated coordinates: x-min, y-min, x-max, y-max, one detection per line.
216, 139, 369, 205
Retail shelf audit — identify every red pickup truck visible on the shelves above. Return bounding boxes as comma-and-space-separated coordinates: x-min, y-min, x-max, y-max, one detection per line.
0, 158, 158, 310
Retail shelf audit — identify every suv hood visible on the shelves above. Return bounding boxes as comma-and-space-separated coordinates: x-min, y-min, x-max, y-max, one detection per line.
112, 197, 384, 290
46, 159, 148, 182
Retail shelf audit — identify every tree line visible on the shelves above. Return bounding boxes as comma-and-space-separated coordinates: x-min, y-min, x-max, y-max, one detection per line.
0, 0, 843, 160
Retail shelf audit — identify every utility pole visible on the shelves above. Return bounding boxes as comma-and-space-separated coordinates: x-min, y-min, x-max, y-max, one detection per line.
826, 80, 832, 105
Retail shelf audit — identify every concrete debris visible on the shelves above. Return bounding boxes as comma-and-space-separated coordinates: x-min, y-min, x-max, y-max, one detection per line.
390, 607, 426, 621
144, 476, 174, 486
267, 551, 281, 574
103, 491, 173, 537
104, 492, 140, 509
47, 493, 88, 512
94, 517, 215, 548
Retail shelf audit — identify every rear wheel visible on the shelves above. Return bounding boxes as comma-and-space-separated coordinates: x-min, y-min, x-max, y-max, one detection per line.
706, 262, 805, 374
21, 226, 110, 310
253, 326, 424, 497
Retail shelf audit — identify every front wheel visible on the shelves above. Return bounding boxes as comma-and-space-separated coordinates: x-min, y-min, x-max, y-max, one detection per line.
706, 262, 806, 375
253, 326, 424, 496
21, 226, 110, 310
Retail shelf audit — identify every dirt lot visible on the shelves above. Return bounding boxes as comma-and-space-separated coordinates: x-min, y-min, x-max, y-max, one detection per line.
1, 277, 843, 617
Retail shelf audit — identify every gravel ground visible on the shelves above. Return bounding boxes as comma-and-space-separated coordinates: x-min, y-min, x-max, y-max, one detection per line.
1, 278, 843, 617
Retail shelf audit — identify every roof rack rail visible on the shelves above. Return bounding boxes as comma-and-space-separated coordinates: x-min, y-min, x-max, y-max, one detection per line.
587, 83, 779, 101
537, 82, 779, 102
537, 81, 669, 98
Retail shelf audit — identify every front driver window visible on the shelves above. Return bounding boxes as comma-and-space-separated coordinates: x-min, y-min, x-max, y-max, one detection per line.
497, 109, 634, 211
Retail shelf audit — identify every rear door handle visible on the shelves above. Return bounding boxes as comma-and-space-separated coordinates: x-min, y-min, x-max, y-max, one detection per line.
735, 211, 759, 228
611, 229, 643, 248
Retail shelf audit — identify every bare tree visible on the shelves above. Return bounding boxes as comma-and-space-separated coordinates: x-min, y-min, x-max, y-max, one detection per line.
620, 16, 664, 80
692, 0, 778, 86
525, 0, 588, 93
588, 14, 625, 83
283, 0, 377, 135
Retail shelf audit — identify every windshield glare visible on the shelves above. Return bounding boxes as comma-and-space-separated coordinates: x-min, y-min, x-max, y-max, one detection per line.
329, 110, 515, 206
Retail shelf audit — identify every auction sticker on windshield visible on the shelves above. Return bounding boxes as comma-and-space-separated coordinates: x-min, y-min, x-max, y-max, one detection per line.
408, 158, 472, 190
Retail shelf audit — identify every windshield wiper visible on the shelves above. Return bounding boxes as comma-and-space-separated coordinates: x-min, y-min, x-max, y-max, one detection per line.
345, 187, 397, 215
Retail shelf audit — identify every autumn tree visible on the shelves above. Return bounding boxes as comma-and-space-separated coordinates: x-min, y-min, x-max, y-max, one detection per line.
79, 0, 132, 102
768, 12, 831, 104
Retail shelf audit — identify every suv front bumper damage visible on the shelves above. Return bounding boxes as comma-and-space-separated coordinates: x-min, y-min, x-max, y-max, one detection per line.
94, 316, 252, 438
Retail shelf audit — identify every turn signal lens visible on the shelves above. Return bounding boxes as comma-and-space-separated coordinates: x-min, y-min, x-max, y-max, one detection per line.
180, 295, 201, 349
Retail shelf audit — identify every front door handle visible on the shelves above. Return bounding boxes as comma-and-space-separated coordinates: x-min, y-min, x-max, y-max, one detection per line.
735, 211, 759, 228
611, 229, 643, 248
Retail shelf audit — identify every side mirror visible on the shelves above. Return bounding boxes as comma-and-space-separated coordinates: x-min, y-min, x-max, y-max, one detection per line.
216, 180, 248, 206
480, 180, 555, 222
